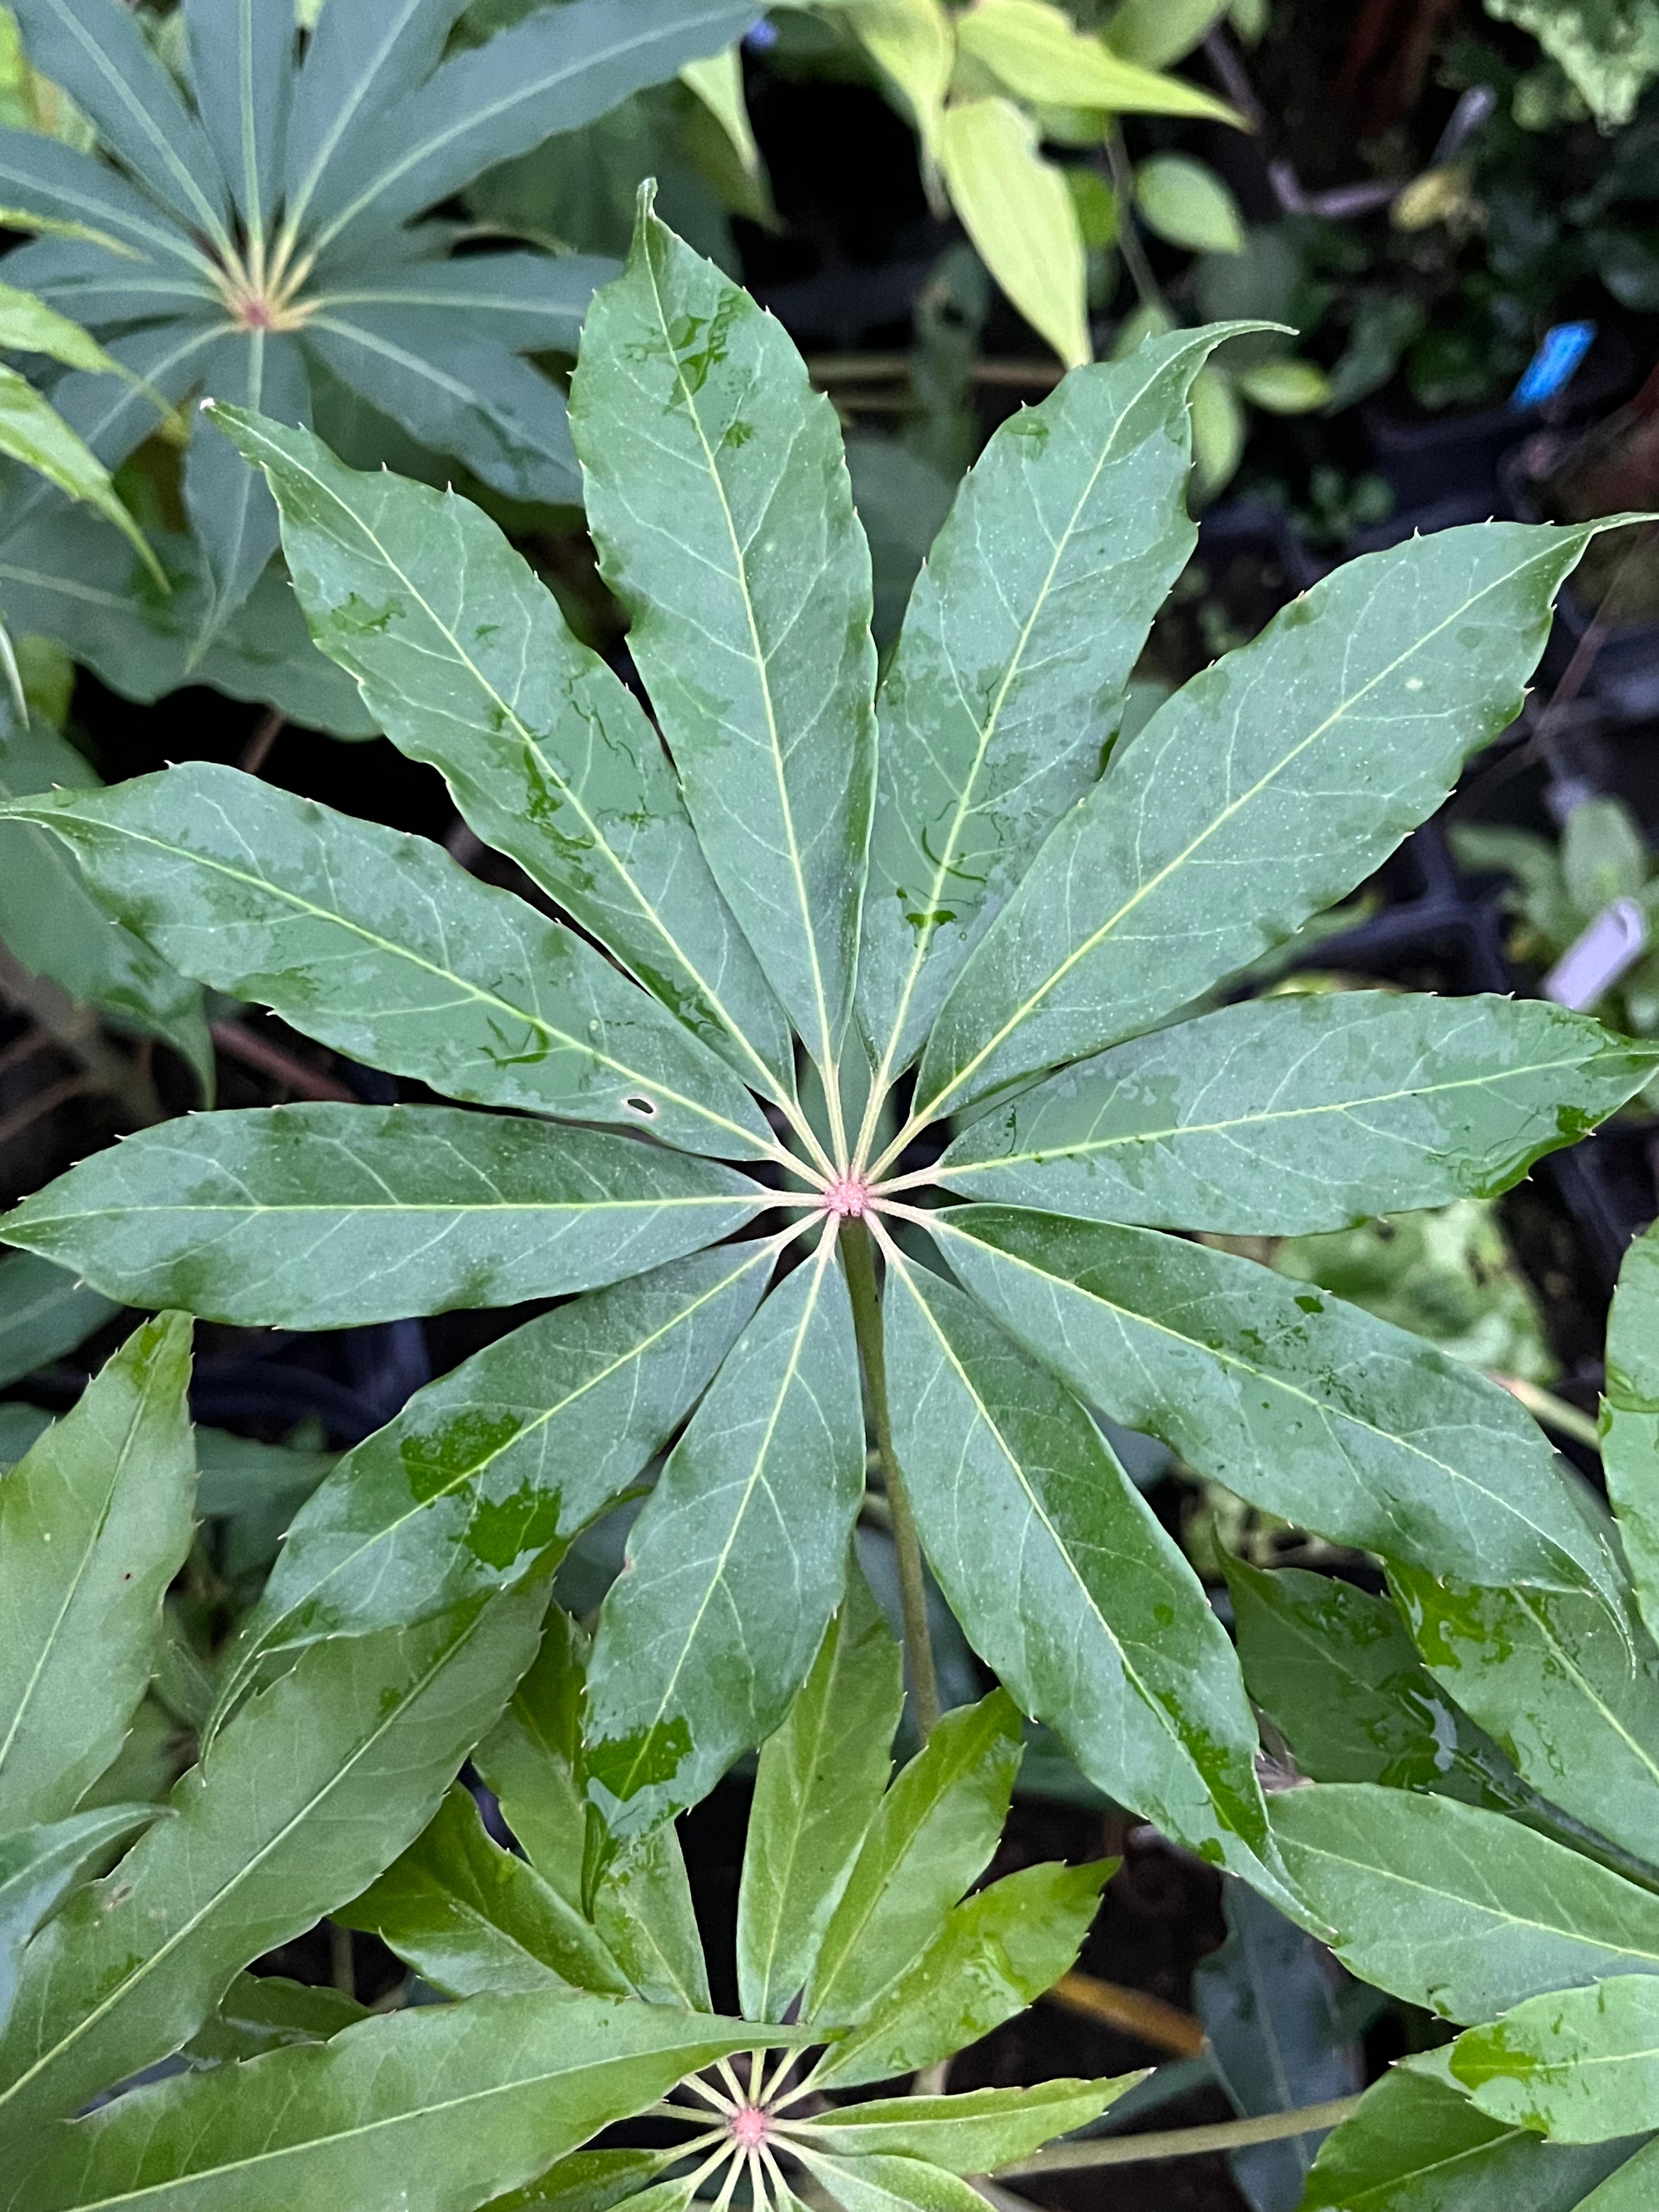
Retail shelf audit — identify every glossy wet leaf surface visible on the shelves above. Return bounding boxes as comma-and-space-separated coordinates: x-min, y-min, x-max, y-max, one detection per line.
1, 1107, 767, 1328
583, 1237, 864, 1839
1, 764, 777, 1160
917, 523, 1607, 1122
884, 1256, 1283, 1891
936, 992, 1657, 1234
934, 1206, 1614, 1600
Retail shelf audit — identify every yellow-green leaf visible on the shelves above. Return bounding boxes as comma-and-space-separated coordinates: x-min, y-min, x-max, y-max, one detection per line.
938, 98, 1089, 368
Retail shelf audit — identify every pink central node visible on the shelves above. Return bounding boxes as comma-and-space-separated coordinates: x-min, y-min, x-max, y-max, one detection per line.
822, 1171, 872, 1218
728, 2106, 771, 2151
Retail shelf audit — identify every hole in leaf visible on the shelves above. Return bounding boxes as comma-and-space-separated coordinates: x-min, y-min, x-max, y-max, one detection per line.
625, 1095, 658, 1117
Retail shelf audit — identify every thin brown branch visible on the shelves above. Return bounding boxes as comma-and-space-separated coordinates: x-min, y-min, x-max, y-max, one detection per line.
1043, 1971, 1207, 2057
0, 943, 161, 1125
238, 709, 286, 776
0, 1070, 98, 1155
210, 1020, 357, 1102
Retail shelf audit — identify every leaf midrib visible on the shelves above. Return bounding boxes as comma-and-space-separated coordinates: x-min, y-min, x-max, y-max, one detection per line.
31, 2033, 740, 2207
891, 1250, 1265, 1855
17, 804, 771, 1157
0, 1358, 151, 1795
605, 1232, 832, 1808
249, 1242, 774, 1668
870, 337, 1210, 1103
309, 0, 747, 253
944, 1052, 1619, 1177
230, 415, 790, 1110
934, 1217, 1585, 1584
918, 540, 1576, 1125
639, 229, 842, 1110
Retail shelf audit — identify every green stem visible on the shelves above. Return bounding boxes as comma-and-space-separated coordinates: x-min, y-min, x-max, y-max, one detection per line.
841, 1219, 940, 1740
994, 2095, 1364, 2174
1494, 1374, 1602, 1451
1104, 128, 1168, 319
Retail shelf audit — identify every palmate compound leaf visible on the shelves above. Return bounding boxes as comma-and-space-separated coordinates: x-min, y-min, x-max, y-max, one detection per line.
934, 991, 1659, 1234
214, 1240, 775, 1723
909, 519, 1628, 1132
0, 766, 780, 1165
931, 1207, 1618, 1604
0, 1312, 194, 1831
571, 192, 877, 1121
0, 1107, 770, 1330
1299, 2062, 1647, 2212
212, 404, 797, 1108
854, 320, 1274, 1112
582, 1229, 866, 1840
736, 1557, 905, 2023
2, 1988, 787, 2212
0, 1575, 549, 2131
1270, 1785, 1659, 2025
881, 1254, 1289, 1900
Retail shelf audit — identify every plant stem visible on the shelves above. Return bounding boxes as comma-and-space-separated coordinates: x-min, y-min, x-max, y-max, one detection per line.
840, 1218, 939, 1740
994, 2095, 1363, 2174
1104, 128, 1168, 319
1492, 1373, 1602, 1451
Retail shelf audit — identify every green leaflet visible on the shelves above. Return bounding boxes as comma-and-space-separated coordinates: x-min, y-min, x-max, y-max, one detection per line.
1391, 1564, 1659, 1878
583, 1235, 865, 1838
935, 992, 1657, 1234
806, 1689, 1023, 2026
0, 1313, 194, 1829
483, 2146, 681, 2212
0, 1807, 157, 2035
181, 0, 292, 236
1271, 1786, 1659, 2024
184, 1972, 370, 2067
856, 324, 1260, 1093
300, 0, 753, 251
337, 1783, 631, 1999
7, 0, 229, 247
475, 1609, 711, 2011
572, 197, 876, 1097
882, 1256, 1284, 1894
736, 1559, 905, 2023
0, 1578, 549, 2131
1604, 1221, 1659, 1650
2, 1988, 781, 2212
800, 2079, 1134, 2170
915, 522, 1611, 1124
1301, 2063, 1646, 2212
0, 707, 210, 1090
1449, 1976, 1659, 2143
934, 1207, 1616, 1602
1578, 2140, 1659, 2208
0, 1250, 114, 1394
1227, 1560, 1540, 1809
792, 2150, 989, 2212
0, 765, 777, 1162
0, 1107, 768, 1329
810, 1857, 1112, 2086
215, 405, 795, 1104
218, 1241, 773, 1717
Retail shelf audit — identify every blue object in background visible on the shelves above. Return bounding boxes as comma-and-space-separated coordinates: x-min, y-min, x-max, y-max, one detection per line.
1511, 321, 1596, 410
745, 15, 778, 48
